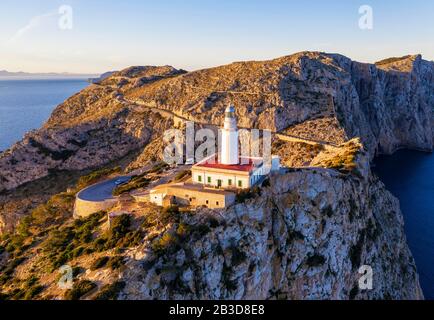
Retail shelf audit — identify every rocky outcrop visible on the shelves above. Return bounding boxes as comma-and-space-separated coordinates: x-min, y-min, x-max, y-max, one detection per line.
0, 67, 181, 193
127, 52, 433, 157
335, 54, 434, 155
0, 52, 431, 299
120, 165, 423, 300
1, 53, 432, 193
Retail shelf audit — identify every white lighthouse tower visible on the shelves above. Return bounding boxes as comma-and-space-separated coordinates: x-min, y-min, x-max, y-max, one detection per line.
220, 105, 239, 165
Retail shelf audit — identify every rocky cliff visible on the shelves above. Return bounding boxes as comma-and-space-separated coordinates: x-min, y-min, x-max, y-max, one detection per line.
120, 165, 423, 299
0, 52, 432, 300
1, 53, 432, 193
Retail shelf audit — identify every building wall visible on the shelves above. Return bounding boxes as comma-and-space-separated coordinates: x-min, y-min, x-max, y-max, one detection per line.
149, 186, 235, 209
221, 129, 239, 165
149, 192, 165, 206
192, 169, 251, 189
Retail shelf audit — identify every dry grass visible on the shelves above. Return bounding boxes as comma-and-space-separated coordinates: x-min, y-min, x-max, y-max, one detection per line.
311, 139, 363, 173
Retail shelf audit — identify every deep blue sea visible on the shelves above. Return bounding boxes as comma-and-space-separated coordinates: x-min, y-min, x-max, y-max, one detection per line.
0, 79, 89, 151
375, 150, 434, 299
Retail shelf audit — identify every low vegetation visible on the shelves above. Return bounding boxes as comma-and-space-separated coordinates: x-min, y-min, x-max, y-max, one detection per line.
316, 139, 363, 174
94, 281, 125, 300
1, 166, 121, 259
90, 256, 110, 270
112, 162, 170, 196
375, 55, 411, 66
306, 254, 326, 267
236, 186, 261, 203
113, 174, 151, 196
173, 170, 191, 182
76, 167, 121, 191
65, 280, 97, 300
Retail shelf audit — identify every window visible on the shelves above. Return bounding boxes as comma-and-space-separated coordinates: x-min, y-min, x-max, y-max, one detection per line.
198, 176, 202, 182
216, 201, 219, 206
207, 176, 212, 184
206, 200, 209, 205
228, 179, 232, 186
217, 179, 222, 187
238, 180, 242, 188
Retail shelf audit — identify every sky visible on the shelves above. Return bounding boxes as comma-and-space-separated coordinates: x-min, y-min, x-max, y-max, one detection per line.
0, 0, 433, 74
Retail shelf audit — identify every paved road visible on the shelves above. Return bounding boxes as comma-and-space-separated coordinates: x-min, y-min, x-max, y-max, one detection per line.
77, 176, 130, 202
123, 97, 339, 148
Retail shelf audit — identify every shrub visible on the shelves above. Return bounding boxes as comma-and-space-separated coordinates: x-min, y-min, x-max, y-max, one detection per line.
149, 162, 169, 174
107, 256, 125, 270
375, 55, 411, 66
90, 256, 110, 270
2, 257, 26, 276
94, 281, 125, 300
176, 223, 191, 238
31, 192, 76, 227
350, 234, 365, 270
65, 280, 97, 300
161, 206, 180, 224
43, 211, 107, 270
320, 139, 362, 174
174, 170, 191, 182
71, 246, 85, 259
118, 230, 143, 248
230, 245, 247, 267
322, 205, 334, 218
222, 265, 237, 292
23, 284, 44, 300
72, 266, 85, 277
349, 285, 359, 300
191, 224, 211, 240
112, 175, 151, 196
151, 232, 180, 255
104, 214, 131, 249
92, 238, 108, 252
306, 254, 326, 267
236, 186, 261, 203
76, 167, 121, 191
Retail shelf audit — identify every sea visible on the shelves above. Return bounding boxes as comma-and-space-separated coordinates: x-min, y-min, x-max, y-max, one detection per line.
0, 79, 432, 299
375, 150, 434, 299
0, 78, 89, 151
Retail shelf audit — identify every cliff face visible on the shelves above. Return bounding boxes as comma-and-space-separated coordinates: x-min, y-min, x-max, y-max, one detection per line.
0, 53, 432, 194
0, 52, 432, 300
127, 52, 433, 157
336, 54, 434, 155
0, 66, 184, 193
120, 165, 423, 300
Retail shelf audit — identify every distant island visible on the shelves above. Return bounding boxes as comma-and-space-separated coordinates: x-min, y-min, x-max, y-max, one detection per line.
87, 71, 117, 84
0, 69, 99, 80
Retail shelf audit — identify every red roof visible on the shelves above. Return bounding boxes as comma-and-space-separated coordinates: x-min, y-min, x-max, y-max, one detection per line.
194, 155, 262, 172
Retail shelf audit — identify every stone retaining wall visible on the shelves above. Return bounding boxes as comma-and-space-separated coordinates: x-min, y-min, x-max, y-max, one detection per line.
73, 197, 118, 218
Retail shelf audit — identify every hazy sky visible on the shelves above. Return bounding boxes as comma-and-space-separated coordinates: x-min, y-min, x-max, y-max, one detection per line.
0, 0, 433, 74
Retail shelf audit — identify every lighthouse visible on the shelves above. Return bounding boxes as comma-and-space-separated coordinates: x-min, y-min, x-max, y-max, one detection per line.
220, 105, 239, 165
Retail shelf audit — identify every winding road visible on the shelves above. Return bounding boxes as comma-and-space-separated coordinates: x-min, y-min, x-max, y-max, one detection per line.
123, 97, 339, 148
77, 176, 130, 202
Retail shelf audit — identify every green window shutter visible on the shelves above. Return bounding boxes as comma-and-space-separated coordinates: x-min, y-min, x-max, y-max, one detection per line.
198, 176, 202, 182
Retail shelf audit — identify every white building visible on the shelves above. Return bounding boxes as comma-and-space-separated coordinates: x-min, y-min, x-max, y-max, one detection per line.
149, 104, 280, 209
220, 105, 239, 165
191, 104, 280, 190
